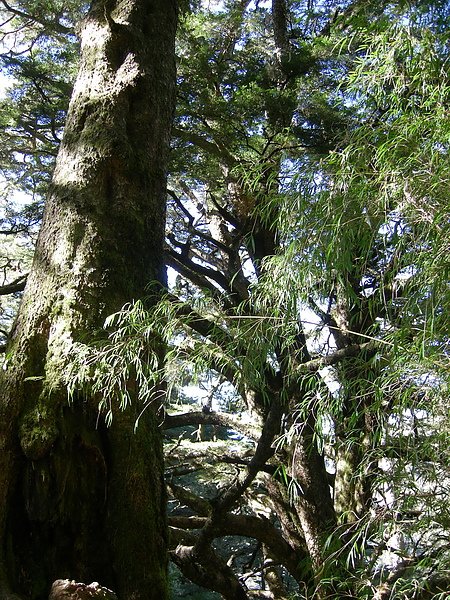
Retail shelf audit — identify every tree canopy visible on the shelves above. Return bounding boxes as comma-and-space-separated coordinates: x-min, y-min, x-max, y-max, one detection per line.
1, 0, 449, 599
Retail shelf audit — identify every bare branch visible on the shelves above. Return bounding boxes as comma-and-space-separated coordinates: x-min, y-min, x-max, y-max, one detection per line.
166, 247, 231, 293
167, 481, 211, 517
295, 340, 380, 375
171, 543, 248, 600
186, 400, 282, 563
164, 410, 260, 440
0, 274, 27, 295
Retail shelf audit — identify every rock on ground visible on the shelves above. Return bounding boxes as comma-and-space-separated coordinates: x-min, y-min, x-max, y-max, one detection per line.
49, 580, 117, 600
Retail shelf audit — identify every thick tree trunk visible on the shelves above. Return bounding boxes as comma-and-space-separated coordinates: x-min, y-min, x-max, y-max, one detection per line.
285, 412, 336, 590
0, 0, 177, 598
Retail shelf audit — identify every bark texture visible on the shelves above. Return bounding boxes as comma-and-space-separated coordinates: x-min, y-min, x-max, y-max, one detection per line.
0, 0, 177, 598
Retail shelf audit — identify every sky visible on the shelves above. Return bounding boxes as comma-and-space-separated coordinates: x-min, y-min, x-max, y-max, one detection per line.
0, 71, 12, 98
204, 0, 271, 11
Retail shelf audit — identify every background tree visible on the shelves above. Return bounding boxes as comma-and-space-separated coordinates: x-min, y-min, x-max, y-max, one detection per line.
0, 0, 177, 599
152, 0, 448, 596
0, 0, 80, 349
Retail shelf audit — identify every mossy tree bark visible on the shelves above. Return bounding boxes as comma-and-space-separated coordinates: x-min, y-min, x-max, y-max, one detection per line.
0, 0, 177, 598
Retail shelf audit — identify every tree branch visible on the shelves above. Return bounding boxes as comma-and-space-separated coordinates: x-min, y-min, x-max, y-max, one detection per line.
171, 543, 248, 600
208, 191, 242, 230
183, 399, 282, 565
173, 126, 236, 167
0, 0, 73, 35
0, 274, 27, 295
167, 481, 212, 516
294, 340, 380, 375
163, 410, 260, 441
170, 512, 306, 583
166, 247, 231, 294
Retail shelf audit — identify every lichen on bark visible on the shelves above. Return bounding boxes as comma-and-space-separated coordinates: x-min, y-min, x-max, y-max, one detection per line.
0, 0, 178, 598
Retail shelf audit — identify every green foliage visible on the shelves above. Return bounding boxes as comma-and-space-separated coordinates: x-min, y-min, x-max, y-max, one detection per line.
2, 0, 450, 597
66, 301, 162, 427
0, 0, 80, 340
73, 3, 449, 595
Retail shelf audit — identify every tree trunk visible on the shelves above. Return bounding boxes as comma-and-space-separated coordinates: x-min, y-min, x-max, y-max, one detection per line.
0, 0, 177, 598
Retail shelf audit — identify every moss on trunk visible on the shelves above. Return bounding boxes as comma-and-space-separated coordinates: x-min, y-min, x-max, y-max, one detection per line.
0, 1, 177, 598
